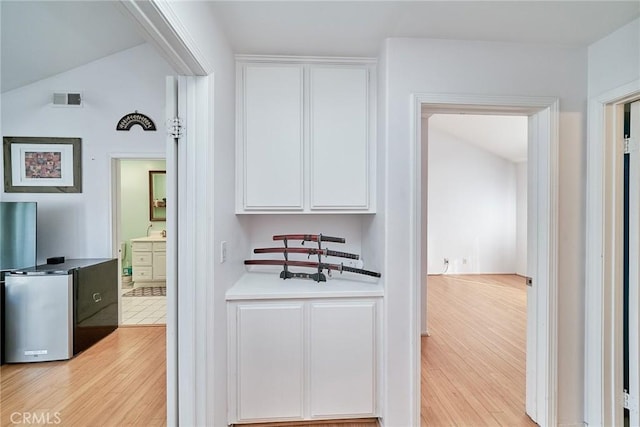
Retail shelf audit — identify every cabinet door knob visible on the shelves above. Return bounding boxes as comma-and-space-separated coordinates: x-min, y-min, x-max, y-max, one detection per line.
93, 292, 102, 302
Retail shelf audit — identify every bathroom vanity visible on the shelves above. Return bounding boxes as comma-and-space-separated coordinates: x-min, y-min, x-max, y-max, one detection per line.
130, 236, 166, 285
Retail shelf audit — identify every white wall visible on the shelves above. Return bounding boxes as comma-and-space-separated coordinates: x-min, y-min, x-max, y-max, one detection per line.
1, 43, 174, 264
588, 18, 640, 98
515, 162, 527, 276
246, 215, 364, 258
427, 126, 517, 275
378, 37, 587, 426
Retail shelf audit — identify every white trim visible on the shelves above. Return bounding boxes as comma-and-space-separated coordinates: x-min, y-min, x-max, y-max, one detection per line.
193, 76, 212, 425
420, 116, 429, 336
176, 75, 196, 426
110, 158, 123, 326
235, 54, 376, 65
585, 79, 640, 427
170, 75, 212, 426
152, 1, 213, 74
108, 152, 165, 159
118, 0, 208, 76
410, 93, 558, 427
165, 76, 179, 427
175, 75, 214, 426
629, 100, 640, 427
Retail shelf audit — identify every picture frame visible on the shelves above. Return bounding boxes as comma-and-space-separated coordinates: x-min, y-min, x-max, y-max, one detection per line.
3, 136, 82, 193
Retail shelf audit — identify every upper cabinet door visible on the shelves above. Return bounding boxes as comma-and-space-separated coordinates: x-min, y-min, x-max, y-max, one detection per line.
236, 57, 376, 214
241, 65, 304, 210
309, 67, 369, 210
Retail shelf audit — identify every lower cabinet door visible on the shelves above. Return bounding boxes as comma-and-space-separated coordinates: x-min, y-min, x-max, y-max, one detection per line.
309, 301, 377, 418
152, 251, 166, 280
235, 303, 305, 421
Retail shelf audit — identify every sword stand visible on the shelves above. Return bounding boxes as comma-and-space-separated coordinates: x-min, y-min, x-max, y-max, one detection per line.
279, 269, 327, 282
278, 234, 328, 283
245, 232, 375, 282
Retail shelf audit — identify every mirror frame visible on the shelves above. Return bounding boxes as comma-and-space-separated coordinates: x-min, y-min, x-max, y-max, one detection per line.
149, 170, 166, 221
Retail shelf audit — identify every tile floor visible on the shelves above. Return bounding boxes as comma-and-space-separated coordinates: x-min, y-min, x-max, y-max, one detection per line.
121, 287, 166, 325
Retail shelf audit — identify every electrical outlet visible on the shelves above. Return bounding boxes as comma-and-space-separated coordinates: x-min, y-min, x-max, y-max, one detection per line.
462, 258, 468, 265
220, 241, 227, 263
444, 258, 449, 265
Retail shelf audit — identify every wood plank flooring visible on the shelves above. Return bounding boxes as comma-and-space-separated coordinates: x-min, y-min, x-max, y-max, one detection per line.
1, 274, 534, 427
422, 274, 537, 427
0, 326, 166, 427
239, 419, 379, 427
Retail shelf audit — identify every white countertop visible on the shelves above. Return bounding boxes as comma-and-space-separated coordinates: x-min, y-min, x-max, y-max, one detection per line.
226, 272, 383, 300
131, 236, 166, 242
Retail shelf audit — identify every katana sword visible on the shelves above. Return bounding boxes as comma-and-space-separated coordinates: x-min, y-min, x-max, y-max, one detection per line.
244, 259, 381, 278
253, 247, 359, 260
273, 234, 346, 244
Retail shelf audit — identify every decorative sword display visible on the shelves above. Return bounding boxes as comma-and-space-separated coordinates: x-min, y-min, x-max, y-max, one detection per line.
244, 233, 381, 282
253, 247, 360, 260
244, 259, 381, 279
273, 234, 346, 244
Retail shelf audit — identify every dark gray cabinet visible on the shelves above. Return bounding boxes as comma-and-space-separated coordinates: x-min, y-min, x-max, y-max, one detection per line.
73, 259, 118, 354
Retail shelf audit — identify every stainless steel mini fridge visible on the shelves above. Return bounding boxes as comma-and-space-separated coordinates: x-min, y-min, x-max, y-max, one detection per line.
4, 259, 118, 363
4, 272, 73, 362
1, 201, 37, 364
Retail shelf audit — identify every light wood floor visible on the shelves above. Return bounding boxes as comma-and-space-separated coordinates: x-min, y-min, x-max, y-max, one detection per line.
422, 274, 537, 427
1, 326, 166, 427
1, 275, 534, 427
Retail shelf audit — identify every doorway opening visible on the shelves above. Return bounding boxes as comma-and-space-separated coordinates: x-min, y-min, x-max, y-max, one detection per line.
411, 93, 559, 427
422, 113, 531, 424
112, 156, 167, 326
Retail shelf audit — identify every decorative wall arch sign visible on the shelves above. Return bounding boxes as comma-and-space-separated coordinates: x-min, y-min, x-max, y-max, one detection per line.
116, 111, 157, 131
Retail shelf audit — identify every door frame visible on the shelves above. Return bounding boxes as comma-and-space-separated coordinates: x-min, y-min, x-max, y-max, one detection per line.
118, 2, 210, 425
585, 80, 640, 426
410, 93, 559, 426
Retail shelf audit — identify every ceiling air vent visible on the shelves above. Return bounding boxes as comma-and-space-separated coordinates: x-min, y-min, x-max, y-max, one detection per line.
52, 92, 82, 107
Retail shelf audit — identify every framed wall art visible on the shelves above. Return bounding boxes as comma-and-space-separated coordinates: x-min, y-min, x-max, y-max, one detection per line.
3, 136, 82, 193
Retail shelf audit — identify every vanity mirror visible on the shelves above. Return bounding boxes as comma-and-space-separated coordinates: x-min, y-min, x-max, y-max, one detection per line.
149, 170, 166, 221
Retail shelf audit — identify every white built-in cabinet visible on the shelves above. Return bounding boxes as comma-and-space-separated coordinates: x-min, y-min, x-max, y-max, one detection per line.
233, 302, 305, 421
131, 239, 166, 284
308, 301, 377, 417
236, 56, 376, 213
226, 274, 381, 424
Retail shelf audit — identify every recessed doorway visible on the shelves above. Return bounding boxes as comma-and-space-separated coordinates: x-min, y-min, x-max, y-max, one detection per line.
422, 113, 532, 424
412, 93, 559, 427
112, 157, 167, 326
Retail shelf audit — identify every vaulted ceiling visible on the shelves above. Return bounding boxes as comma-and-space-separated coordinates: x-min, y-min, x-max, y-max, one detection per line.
2, 1, 639, 93
1, 1, 637, 160
0, 1, 146, 93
